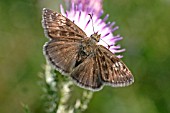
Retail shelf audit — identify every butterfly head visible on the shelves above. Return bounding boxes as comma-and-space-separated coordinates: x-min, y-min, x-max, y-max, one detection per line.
90, 32, 101, 42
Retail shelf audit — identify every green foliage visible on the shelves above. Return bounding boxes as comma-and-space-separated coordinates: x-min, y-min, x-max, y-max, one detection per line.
21, 103, 31, 113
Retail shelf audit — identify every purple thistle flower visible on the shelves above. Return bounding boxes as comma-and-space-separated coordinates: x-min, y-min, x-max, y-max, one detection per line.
61, 0, 125, 58
66, 0, 103, 17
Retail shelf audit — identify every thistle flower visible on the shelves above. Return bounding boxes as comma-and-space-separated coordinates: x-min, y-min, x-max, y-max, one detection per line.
61, 0, 125, 58
66, 0, 103, 16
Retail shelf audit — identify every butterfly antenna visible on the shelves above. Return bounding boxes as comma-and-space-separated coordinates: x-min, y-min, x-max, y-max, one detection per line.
101, 38, 112, 49
88, 14, 112, 49
88, 14, 95, 34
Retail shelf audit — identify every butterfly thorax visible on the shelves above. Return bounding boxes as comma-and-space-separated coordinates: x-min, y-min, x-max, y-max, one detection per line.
83, 33, 101, 46
80, 33, 101, 56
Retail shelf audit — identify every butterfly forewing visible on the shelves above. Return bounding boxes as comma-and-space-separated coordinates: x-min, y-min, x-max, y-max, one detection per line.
42, 8, 134, 91
97, 45, 134, 87
42, 8, 87, 40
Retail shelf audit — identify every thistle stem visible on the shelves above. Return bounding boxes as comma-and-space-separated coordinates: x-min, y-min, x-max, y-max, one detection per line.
43, 62, 93, 113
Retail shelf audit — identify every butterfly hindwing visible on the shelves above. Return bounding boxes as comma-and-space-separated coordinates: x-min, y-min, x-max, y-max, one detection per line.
44, 39, 80, 74
71, 55, 103, 91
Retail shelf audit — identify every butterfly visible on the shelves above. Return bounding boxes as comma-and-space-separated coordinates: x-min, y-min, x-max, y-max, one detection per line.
42, 8, 134, 91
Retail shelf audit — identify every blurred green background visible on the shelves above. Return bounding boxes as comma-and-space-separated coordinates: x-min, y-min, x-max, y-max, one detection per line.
0, 0, 170, 113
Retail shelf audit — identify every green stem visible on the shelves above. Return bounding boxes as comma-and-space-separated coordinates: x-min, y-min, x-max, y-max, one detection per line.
43, 62, 94, 113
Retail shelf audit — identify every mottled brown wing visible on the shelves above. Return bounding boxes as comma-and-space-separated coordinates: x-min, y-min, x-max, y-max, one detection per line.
97, 45, 134, 87
42, 8, 87, 40
42, 8, 87, 74
70, 45, 133, 91
44, 40, 81, 74
70, 55, 103, 91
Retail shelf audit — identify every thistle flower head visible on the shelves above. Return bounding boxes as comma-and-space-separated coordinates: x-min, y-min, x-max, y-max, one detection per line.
61, 0, 125, 58
66, 0, 103, 16
60, 0, 125, 57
